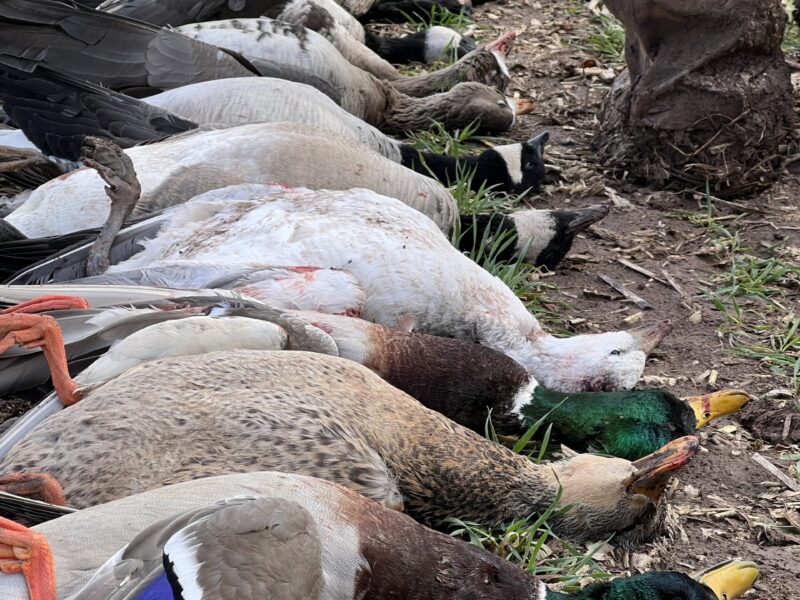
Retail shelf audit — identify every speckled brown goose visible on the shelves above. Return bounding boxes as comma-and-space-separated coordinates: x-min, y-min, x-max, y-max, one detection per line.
0, 350, 697, 547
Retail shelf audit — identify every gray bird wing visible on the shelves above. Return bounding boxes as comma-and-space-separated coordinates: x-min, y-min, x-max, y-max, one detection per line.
75, 496, 323, 600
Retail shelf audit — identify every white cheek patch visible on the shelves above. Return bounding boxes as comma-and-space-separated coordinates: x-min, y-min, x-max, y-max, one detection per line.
492, 143, 524, 184
424, 28, 463, 64
511, 377, 539, 419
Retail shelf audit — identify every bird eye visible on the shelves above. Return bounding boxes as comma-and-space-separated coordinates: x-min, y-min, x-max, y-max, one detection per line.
704, 411, 712, 419
497, 100, 507, 107
610, 349, 621, 356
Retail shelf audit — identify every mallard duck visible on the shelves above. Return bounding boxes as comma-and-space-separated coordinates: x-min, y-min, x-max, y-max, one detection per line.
0, 68, 542, 195
0, 1, 524, 135
210, 305, 748, 459
0, 298, 743, 462
0, 330, 698, 546
4, 184, 668, 392
0, 473, 758, 600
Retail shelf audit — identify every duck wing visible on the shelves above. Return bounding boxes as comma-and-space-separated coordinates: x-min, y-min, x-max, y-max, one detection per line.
0, 65, 198, 161
0, 0, 258, 95
75, 496, 323, 600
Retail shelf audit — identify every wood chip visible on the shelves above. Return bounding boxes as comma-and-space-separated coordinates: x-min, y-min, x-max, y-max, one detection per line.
751, 453, 800, 492
661, 268, 692, 302
783, 414, 794, 440
617, 258, 669, 285
598, 274, 652, 310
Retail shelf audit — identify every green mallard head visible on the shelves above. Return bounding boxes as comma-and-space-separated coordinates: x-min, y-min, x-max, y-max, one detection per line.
549, 559, 759, 599
516, 387, 751, 461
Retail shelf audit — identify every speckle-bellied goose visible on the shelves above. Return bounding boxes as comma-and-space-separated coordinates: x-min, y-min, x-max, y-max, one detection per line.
0, 345, 697, 549
0, 1, 522, 134
0, 473, 756, 600
3, 123, 458, 237
0, 70, 541, 194
6, 185, 669, 392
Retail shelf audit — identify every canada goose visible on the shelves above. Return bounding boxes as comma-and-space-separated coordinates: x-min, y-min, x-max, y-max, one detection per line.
364, 26, 476, 65
3, 123, 459, 237
0, 345, 697, 548
0, 69, 541, 194
0, 473, 757, 600
0, 1, 523, 134
6, 184, 670, 392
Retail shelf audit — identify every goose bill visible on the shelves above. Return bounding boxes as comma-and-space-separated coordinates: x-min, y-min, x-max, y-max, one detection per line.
627, 319, 672, 353
624, 436, 699, 502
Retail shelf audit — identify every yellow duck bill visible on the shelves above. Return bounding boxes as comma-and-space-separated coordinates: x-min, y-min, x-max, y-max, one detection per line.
694, 558, 760, 599
685, 389, 752, 429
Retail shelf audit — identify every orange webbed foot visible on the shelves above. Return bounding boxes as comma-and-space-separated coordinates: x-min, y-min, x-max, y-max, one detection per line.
0, 314, 81, 406
0, 474, 67, 506
0, 516, 56, 600
2, 295, 90, 315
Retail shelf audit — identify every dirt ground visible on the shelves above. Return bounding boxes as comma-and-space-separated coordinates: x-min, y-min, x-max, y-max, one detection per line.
469, 0, 800, 597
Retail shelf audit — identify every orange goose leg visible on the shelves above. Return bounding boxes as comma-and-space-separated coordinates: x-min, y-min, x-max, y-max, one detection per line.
0, 517, 56, 600
0, 314, 81, 406
2, 295, 90, 315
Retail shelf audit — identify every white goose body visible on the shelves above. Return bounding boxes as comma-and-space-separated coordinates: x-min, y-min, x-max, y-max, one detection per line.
4, 123, 455, 237
143, 78, 402, 161
103, 184, 657, 391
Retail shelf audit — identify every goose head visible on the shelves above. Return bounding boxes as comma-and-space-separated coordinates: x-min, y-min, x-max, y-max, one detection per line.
549, 436, 699, 545
423, 26, 477, 63
442, 83, 517, 133
503, 320, 672, 392
479, 131, 549, 195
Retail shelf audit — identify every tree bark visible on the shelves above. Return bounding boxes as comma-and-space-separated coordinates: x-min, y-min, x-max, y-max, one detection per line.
595, 0, 794, 197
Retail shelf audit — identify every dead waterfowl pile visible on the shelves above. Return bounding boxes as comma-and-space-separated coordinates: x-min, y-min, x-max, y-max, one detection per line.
0, 0, 794, 597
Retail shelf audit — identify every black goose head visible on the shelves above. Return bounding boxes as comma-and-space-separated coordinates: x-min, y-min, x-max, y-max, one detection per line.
476, 131, 549, 194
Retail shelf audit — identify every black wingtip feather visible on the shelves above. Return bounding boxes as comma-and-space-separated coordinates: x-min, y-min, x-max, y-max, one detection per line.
0, 64, 197, 160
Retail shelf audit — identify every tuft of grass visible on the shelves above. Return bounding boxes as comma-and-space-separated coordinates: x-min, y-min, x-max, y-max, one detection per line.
583, 13, 625, 62
569, 2, 625, 63
679, 191, 800, 392
782, 0, 800, 55
399, 4, 472, 32
407, 120, 511, 158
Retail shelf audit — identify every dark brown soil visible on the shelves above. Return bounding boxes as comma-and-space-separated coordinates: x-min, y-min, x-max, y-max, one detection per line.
469, 0, 800, 597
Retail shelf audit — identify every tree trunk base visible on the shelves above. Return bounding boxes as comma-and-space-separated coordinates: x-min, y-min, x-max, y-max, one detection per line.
594, 0, 795, 198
